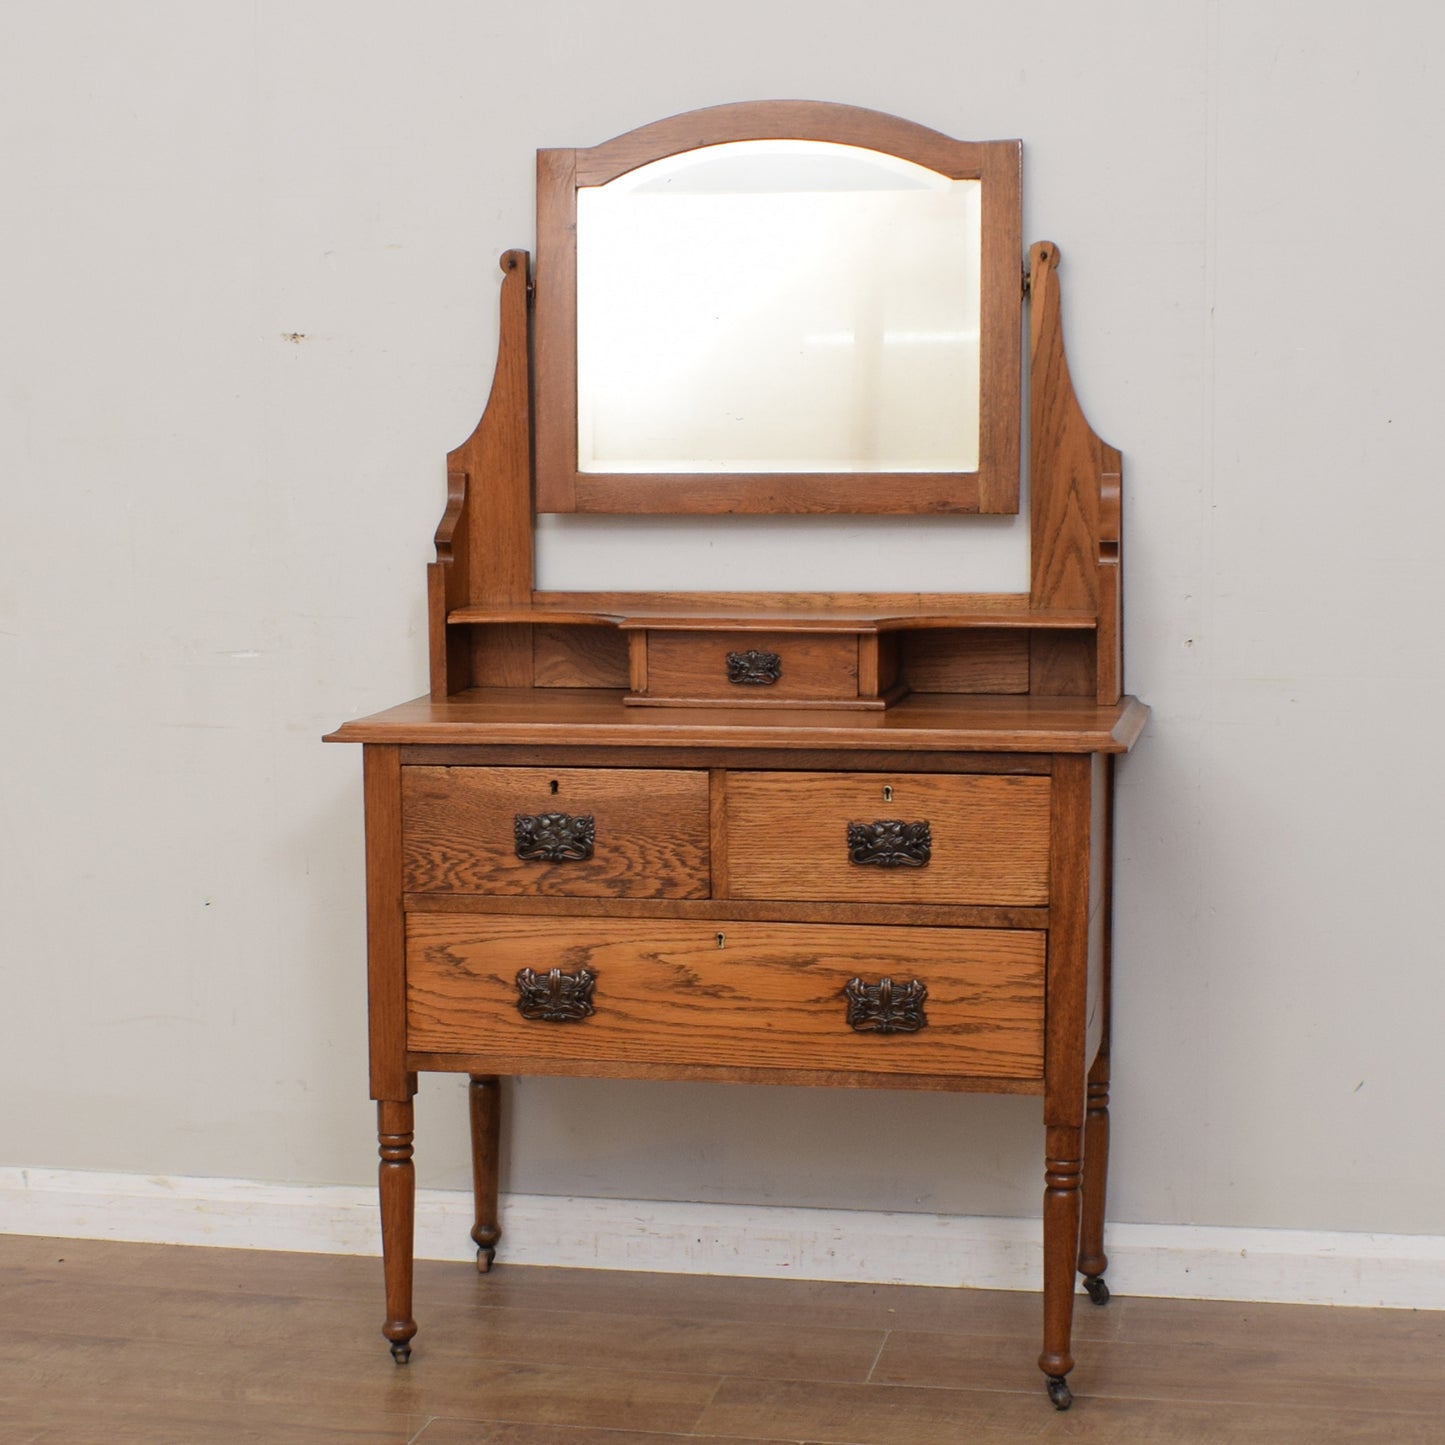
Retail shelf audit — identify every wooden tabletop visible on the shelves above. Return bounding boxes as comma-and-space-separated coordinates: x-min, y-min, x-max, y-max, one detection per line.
326, 689, 1149, 754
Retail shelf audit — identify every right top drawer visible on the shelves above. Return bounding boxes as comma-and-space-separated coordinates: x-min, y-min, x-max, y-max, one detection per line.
726, 771, 1050, 905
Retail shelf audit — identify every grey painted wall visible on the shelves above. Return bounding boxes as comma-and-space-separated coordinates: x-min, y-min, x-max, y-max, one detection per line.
3, 0, 1443, 1237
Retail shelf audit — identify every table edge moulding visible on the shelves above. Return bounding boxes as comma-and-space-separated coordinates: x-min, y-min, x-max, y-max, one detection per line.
325, 99, 1148, 1413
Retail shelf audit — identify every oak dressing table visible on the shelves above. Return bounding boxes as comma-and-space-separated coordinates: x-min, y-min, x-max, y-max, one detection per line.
326, 101, 1146, 1410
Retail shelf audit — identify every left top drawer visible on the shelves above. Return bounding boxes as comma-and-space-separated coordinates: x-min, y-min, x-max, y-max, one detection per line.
401, 766, 710, 898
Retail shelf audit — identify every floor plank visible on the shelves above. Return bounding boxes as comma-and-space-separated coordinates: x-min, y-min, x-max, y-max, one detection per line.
4, 1272, 881, 1385
424, 1299, 884, 1381
695, 1376, 1445, 1444
5, 1328, 719, 1435
3, 1233, 1443, 1445
873, 1320, 1445, 1413
414, 1425, 783, 1445
5, 1401, 425, 1445
455, 1264, 1121, 1340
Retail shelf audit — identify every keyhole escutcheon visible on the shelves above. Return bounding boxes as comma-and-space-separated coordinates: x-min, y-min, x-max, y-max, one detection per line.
883, 785, 893, 803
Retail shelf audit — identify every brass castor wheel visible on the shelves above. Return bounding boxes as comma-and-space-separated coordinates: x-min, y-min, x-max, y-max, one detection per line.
1045, 1374, 1073, 1410
1084, 1274, 1110, 1305
389, 1340, 412, 1365
476, 1244, 496, 1273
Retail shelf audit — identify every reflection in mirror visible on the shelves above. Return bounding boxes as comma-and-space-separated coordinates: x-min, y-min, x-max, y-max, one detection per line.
576, 141, 982, 476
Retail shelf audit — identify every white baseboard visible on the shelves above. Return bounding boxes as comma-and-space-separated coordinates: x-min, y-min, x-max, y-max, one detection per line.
2, 1165, 1442, 1310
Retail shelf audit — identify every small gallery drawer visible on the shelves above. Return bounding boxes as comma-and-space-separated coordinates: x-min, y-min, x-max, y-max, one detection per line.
406, 915, 1044, 1080
401, 766, 709, 898
633, 629, 859, 706
726, 771, 1050, 905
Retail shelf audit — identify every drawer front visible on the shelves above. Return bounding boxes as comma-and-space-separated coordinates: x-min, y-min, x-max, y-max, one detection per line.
402, 766, 709, 898
406, 915, 1044, 1080
642, 630, 858, 704
726, 771, 1050, 905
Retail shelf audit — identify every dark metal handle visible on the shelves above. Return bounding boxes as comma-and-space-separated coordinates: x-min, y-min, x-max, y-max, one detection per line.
514, 812, 595, 862
846, 819, 932, 868
515, 966, 597, 1022
726, 649, 782, 685
844, 976, 928, 1034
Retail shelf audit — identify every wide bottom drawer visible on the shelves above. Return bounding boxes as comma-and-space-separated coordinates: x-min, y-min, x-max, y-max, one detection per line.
406, 915, 1044, 1081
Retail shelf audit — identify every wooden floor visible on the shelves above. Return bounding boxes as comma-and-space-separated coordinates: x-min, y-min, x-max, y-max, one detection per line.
3, 1234, 1443, 1443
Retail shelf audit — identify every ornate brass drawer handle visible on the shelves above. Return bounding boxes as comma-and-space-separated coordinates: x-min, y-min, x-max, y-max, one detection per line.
514, 811, 595, 862
515, 966, 597, 1022
846, 819, 932, 868
843, 976, 929, 1034
726, 649, 782, 685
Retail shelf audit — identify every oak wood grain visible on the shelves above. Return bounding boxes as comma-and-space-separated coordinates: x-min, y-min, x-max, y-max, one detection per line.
429, 250, 533, 696
900, 628, 1030, 694
405, 914, 1044, 1079
396, 744, 1050, 774
530, 623, 630, 689
363, 746, 410, 1101
568, 471, 987, 516
1028, 628, 1097, 697
534, 104, 1020, 516
1097, 441, 1123, 702
469, 622, 533, 688
727, 770, 1050, 905
708, 767, 729, 897
1039, 752, 1096, 1381
467, 1075, 501, 1266
1045, 754, 1094, 1127
532, 149, 578, 515
858, 632, 900, 697
428, 469, 472, 698
402, 893, 1049, 931
401, 765, 709, 899
1080, 754, 1115, 1282
376, 1098, 416, 1356
1029, 241, 1099, 617
627, 630, 647, 693
572, 101, 1011, 184
1028, 241, 1123, 704
634, 628, 859, 705
402, 1051, 1044, 1094
328, 688, 1150, 754
325, 106, 1152, 1415
450, 590, 1087, 626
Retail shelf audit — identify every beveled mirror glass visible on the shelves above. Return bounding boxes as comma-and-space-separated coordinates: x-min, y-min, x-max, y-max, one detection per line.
576, 141, 982, 476
534, 103, 1021, 516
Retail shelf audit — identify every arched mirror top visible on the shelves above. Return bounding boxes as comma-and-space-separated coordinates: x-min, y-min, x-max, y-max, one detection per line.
534, 102, 1022, 516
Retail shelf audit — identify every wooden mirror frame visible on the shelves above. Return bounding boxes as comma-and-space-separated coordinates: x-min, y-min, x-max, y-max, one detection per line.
533, 101, 1022, 516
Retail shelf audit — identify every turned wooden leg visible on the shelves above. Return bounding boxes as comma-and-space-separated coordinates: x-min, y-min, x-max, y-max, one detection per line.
377, 1098, 417, 1363
1039, 1124, 1083, 1410
1079, 1055, 1111, 1304
468, 1074, 502, 1272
